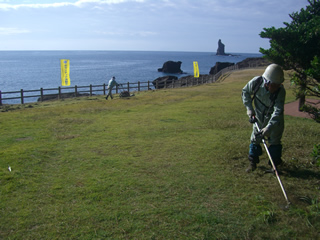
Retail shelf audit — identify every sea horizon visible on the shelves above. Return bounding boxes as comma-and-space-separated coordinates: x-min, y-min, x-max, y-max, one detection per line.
0, 50, 262, 104
0, 49, 262, 54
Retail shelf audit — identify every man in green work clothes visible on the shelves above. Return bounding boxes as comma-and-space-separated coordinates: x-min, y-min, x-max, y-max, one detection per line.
242, 64, 286, 173
106, 76, 119, 100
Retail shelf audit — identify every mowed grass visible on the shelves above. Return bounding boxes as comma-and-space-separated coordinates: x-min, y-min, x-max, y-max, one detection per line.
0, 68, 319, 239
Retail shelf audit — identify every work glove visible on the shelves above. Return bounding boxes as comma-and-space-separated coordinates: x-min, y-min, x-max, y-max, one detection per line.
256, 127, 270, 138
247, 109, 256, 124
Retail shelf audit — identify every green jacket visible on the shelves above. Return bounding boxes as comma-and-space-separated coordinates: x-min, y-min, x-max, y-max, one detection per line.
107, 78, 118, 90
242, 76, 286, 131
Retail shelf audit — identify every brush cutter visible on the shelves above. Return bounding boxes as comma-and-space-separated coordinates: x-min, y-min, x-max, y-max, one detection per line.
251, 116, 291, 207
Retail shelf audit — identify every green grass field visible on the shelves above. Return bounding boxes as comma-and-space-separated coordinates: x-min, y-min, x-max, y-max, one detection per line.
1, 68, 319, 239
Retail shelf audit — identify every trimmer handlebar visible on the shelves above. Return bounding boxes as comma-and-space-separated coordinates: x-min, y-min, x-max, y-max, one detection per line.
249, 116, 290, 206
249, 116, 257, 124
249, 116, 264, 137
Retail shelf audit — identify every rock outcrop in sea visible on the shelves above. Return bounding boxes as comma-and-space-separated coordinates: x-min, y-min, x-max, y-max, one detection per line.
158, 61, 184, 74
209, 62, 235, 75
216, 39, 228, 56
152, 76, 178, 89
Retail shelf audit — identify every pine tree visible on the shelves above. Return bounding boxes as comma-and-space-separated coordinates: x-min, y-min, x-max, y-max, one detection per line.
260, 0, 320, 117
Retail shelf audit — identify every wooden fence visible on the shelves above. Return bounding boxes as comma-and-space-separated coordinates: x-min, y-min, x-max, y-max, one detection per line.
0, 64, 250, 105
0, 81, 147, 105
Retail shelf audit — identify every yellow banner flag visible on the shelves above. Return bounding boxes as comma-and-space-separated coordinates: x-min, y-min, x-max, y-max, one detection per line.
193, 61, 199, 78
60, 59, 70, 86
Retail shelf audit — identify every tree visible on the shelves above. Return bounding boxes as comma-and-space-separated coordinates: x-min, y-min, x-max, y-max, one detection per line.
259, 0, 320, 119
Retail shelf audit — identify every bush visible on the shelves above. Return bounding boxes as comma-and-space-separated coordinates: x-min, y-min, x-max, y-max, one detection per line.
301, 104, 320, 122
311, 144, 320, 165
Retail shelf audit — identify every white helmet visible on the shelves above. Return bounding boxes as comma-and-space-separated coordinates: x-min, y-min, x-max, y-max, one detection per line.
262, 64, 284, 84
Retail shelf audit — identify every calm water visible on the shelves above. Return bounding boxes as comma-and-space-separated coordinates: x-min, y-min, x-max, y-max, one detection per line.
0, 51, 261, 103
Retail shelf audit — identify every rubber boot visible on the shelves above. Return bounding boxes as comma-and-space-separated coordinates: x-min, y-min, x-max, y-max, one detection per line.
265, 158, 283, 174
246, 162, 257, 173
246, 155, 259, 173
265, 145, 283, 174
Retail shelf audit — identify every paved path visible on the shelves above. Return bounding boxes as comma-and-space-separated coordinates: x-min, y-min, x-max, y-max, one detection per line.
284, 99, 320, 119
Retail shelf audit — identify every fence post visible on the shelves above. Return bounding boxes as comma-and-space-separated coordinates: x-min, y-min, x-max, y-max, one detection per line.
127, 82, 130, 92
90, 84, 92, 96
138, 81, 140, 92
0, 91, 2, 106
40, 88, 43, 102
75, 85, 78, 97
58, 87, 61, 100
20, 89, 24, 104
147, 81, 150, 90
103, 83, 106, 95
116, 85, 118, 94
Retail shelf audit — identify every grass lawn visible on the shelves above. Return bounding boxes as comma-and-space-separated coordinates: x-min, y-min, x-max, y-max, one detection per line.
1, 68, 319, 239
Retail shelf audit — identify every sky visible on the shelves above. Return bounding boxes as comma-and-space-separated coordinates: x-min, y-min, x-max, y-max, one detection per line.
0, 0, 310, 53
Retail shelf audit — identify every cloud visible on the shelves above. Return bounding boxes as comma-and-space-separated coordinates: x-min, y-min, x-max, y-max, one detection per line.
95, 30, 157, 37
0, 0, 146, 10
0, 27, 30, 35
0, 2, 72, 10
0, 0, 309, 52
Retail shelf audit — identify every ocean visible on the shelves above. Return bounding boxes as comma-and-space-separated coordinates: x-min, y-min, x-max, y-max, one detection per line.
0, 51, 262, 104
